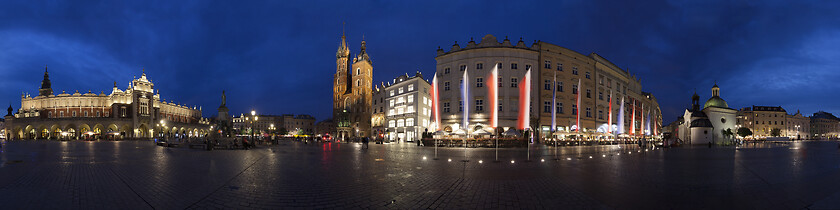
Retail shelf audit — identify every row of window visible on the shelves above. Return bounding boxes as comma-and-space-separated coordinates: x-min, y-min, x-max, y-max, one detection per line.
756, 121, 784, 125
386, 84, 415, 97
443, 63, 533, 74
48, 110, 110, 118
388, 118, 416, 128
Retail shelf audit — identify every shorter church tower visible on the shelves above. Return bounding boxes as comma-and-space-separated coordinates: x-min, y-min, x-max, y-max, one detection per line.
39, 65, 53, 96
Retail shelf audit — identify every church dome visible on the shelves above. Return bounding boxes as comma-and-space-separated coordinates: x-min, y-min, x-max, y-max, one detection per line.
703, 96, 728, 109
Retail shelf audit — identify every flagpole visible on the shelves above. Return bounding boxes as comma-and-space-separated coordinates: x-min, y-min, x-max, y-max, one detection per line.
462, 68, 469, 162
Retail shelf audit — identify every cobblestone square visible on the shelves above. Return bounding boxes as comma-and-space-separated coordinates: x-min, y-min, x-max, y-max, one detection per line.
1, 140, 839, 209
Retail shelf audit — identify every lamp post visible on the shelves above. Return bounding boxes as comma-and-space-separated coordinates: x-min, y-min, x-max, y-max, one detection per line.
250, 110, 258, 145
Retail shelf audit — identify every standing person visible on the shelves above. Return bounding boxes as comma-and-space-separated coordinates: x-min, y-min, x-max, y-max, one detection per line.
243, 137, 250, 150
362, 137, 369, 149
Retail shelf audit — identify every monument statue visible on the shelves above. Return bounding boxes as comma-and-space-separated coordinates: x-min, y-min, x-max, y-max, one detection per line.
221, 90, 226, 107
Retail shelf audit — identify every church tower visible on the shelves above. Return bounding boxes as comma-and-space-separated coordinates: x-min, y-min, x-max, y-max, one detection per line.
332, 25, 373, 140
39, 65, 53, 96
350, 38, 373, 137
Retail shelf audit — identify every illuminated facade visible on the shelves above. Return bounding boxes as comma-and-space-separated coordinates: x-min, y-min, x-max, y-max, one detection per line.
3, 67, 210, 140
736, 106, 810, 139
333, 31, 372, 140
810, 111, 839, 139
431, 34, 662, 141
372, 72, 432, 142
433, 35, 539, 134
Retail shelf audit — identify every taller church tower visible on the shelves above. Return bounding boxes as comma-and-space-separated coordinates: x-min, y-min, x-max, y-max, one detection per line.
332, 26, 372, 140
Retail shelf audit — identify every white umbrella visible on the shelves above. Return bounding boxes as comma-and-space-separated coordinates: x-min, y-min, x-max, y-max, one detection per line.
453, 129, 467, 136
472, 129, 491, 136
503, 129, 521, 137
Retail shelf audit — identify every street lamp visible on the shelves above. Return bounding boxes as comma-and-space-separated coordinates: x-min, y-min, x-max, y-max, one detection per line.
250, 110, 258, 144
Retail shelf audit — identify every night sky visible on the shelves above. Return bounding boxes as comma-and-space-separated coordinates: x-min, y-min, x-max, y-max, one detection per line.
1, 1, 839, 123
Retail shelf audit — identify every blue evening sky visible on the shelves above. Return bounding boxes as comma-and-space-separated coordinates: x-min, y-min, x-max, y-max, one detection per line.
1, 0, 839, 123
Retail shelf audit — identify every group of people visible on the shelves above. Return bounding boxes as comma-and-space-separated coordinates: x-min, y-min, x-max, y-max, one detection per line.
202, 137, 253, 151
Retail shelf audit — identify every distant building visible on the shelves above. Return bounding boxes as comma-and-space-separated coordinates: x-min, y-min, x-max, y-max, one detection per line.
0, 118, 5, 139
737, 106, 810, 139
372, 72, 432, 142
314, 119, 335, 137
333, 30, 372, 141
232, 114, 315, 136
678, 84, 737, 144
4, 68, 210, 140
786, 111, 810, 139
810, 111, 840, 139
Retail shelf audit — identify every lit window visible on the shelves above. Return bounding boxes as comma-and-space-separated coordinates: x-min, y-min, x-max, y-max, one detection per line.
408, 84, 414, 91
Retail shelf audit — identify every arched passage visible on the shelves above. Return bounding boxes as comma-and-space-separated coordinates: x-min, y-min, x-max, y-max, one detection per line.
138, 124, 149, 138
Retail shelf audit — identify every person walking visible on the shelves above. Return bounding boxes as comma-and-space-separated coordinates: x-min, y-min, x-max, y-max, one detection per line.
362, 137, 369, 149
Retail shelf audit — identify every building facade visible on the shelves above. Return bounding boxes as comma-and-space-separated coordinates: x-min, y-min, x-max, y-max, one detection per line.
4, 68, 210, 140
736, 106, 810, 139
372, 73, 432, 142
810, 111, 840, 139
786, 111, 810, 139
432, 34, 662, 141
333, 31, 372, 141
433, 35, 539, 135
232, 114, 315, 136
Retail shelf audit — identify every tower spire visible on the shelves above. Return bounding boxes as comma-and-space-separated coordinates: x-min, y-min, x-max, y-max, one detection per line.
39, 66, 53, 96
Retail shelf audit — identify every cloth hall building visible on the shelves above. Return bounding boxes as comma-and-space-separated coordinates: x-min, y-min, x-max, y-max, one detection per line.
3, 68, 210, 140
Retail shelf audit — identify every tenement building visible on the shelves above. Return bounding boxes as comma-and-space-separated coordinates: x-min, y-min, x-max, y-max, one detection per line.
810, 111, 839, 139
372, 72, 432, 142
431, 34, 662, 141
333, 31, 372, 141
3, 68, 210, 140
736, 106, 810, 139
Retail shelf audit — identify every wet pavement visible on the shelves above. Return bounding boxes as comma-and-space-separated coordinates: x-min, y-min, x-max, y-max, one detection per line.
0, 140, 839, 209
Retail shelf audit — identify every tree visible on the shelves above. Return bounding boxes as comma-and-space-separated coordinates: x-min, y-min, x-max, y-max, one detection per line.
278, 127, 288, 136
771, 128, 781, 137
721, 128, 734, 138
737, 127, 752, 139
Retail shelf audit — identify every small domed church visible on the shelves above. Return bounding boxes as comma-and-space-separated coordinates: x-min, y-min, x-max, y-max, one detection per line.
678, 83, 737, 144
